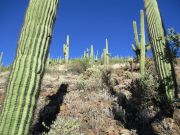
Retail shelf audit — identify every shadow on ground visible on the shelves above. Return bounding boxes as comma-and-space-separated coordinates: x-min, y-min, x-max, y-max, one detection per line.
32, 83, 68, 135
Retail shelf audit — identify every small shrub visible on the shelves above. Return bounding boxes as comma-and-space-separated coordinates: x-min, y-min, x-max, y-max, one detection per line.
101, 68, 116, 89
43, 116, 81, 135
68, 58, 91, 74
130, 72, 160, 108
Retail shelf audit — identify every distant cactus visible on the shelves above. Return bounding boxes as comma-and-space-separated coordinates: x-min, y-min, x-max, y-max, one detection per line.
103, 38, 110, 65
144, 0, 177, 101
0, 52, 3, 66
90, 45, 94, 64
95, 50, 98, 62
63, 35, 70, 65
0, 52, 3, 72
0, 0, 58, 135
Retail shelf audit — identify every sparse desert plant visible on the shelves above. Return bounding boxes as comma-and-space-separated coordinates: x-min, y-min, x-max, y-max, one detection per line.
0, 0, 59, 134
166, 28, 180, 61
43, 116, 81, 135
68, 58, 91, 74
110, 56, 129, 64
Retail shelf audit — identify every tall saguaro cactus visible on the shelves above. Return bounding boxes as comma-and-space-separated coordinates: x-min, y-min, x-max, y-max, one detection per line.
63, 35, 70, 65
0, 52, 3, 72
132, 10, 146, 76
140, 10, 146, 76
144, 0, 177, 101
103, 38, 110, 65
90, 45, 94, 64
0, 52, 3, 66
0, 0, 59, 135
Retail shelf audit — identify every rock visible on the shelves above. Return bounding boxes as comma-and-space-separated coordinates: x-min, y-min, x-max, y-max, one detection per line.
152, 118, 180, 135
173, 109, 180, 126
120, 129, 137, 135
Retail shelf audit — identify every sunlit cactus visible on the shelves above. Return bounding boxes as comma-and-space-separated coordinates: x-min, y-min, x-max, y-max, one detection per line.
0, 52, 3, 66
0, 52, 3, 72
132, 10, 150, 76
144, 0, 177, 101
0, 0, 59, 135
103, 38, 110, 65
63, 35, 70, 65
90, 45, 94, 64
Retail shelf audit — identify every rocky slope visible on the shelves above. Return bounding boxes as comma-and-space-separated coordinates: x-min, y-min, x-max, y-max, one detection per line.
0, 61, 179, 135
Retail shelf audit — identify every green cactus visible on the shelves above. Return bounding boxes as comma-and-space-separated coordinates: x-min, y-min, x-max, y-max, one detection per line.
144, 0, 177, 101
63, 35, 70, 65
95, 50, 98, 62
0, 52, 3, 66
103, 38, 110, 65
132, 10, 147, 76
0, 0, 58, 135
90, 45, 94, 64
0, 52, 3, 72
140, 10, 146, 76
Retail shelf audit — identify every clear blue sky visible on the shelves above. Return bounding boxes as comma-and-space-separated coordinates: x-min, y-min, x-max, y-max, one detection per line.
0, 0, 180, 65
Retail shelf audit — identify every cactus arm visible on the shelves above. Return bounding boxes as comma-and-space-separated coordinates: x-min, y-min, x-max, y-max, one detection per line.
133, 21, 140, 49
146, 43, 151, 51
131, 44, 137, 52
0, 0, 58, 134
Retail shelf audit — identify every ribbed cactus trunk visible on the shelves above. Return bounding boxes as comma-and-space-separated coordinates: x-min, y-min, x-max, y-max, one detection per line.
90, 45, 94, 64
144, 0, 177, 101
0, 0, 58, 135
106, 38, 110, 64
0, 52, 3, 72
63, 35, 70, 65
140, 10, 145, 76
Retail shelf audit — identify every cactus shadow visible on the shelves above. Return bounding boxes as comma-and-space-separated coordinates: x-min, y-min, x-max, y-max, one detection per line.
31, 83, 68, 135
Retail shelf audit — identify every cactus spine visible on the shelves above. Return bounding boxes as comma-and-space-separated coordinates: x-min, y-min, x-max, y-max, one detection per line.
0, 0, 58, 135
144, 0, 177, 101
63, 35, 70, 65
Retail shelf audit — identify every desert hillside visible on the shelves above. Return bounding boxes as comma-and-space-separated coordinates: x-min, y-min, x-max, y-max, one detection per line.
0, 59, 179, 135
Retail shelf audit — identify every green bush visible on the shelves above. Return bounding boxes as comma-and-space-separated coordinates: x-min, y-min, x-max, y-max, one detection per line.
68, 58, 91, 74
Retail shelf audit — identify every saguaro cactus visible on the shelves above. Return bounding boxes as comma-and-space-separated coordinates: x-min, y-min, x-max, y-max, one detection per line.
103, 38, 110, 65
0, 0, 58, 135
132, 10, 146, 76
0, 52, 3, 66
144, 0, 177, 101
90, 45, 94, 64
63, 35, 70, 65
140, 10, 146, 76
0, 52, 3, 72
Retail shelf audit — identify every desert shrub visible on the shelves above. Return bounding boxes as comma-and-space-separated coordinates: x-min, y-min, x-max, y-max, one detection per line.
130, 72, 160, 108
68, 58, 91, 74
110, 57, 129, 64
101, 68, 116, 89
43, 116, 81, 135
0, 65, 12, 72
